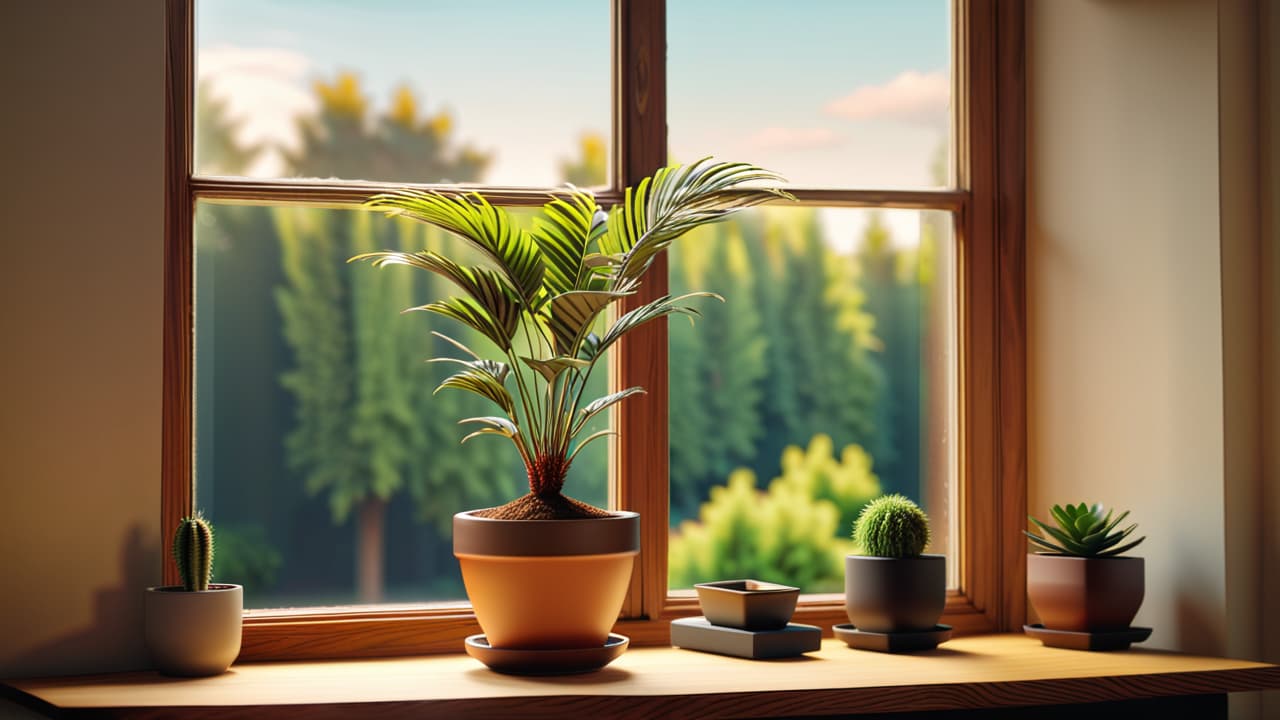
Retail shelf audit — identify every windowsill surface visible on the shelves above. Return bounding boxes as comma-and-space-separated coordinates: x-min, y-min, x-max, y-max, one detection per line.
6, 634, 1279, 719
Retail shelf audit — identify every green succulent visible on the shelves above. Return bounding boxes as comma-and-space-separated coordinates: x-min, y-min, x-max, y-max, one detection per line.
172, 514, 214, 592
852, 494, 930, 558
354, 159, 790, 513
1025, 503, 1145, 557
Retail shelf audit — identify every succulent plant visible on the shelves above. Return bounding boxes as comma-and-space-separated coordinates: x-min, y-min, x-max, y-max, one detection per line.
172, 514, 214, 591
852, 494, 930, 558
1025, 503, 1144, 557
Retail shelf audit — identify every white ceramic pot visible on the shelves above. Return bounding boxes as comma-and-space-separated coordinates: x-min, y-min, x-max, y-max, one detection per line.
144, 584, 242, 676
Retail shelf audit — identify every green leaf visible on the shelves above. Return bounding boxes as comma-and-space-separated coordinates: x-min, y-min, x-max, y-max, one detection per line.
365, 190, 545, 303
1097, 536, 1145, 557
546, 289, 630, 355
567, 429, 616, 464
1025, 532, 1068, 554
1049, 504, 1074, 531
1030, 517, 1091, 555
598, 159, 792, 290
459, 416, 519, 435
413, 296, 517, 352
594, 292, 722, 359
436, 366, 515, 416
519, 356, 589, 384
577, 386, 646, 428
531, 191, 604, 296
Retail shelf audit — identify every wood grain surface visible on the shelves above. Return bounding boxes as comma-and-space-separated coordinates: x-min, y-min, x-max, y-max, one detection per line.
8, 635, 1278, 720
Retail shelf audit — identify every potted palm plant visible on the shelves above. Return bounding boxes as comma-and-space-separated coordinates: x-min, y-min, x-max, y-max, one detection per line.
357, 159, 788, 672
144, 515, 242, 676
1024, 502, 1148, 649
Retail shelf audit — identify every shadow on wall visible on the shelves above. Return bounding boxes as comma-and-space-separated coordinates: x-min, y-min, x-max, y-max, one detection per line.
1173, 575, 1227, 657
5, 524, 158, 678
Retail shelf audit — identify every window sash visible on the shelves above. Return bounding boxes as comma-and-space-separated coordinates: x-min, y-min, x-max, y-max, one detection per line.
164, 0, 1026, 660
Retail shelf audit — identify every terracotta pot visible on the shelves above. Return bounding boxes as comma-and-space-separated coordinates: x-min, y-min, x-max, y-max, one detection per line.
1026, 554, 1144, 631
144, 584, 242, 676
844, 554, 946, 633
453, 509, 639, 650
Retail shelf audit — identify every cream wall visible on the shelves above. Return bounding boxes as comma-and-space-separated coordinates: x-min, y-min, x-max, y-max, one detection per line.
1027, 0, 1227, 655
0, 0, 164, 677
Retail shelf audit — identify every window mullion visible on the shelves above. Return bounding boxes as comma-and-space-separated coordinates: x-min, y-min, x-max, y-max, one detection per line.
613, 0, 668, 621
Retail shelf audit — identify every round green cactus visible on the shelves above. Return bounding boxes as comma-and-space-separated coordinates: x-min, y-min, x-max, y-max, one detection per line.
172, 514, 214, 591
852, 494, 930, 558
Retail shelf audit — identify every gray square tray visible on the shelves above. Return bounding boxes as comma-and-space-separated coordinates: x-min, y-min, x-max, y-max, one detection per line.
670, 616, 822, 659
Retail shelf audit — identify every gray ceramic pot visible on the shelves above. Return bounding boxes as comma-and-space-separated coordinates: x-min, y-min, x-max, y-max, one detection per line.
844, 554, 945, 633
144, 584, 242, 676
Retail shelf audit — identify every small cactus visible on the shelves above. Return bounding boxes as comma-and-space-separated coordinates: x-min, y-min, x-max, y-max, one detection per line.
172, 514, 214, 591
852, 494, 930, 558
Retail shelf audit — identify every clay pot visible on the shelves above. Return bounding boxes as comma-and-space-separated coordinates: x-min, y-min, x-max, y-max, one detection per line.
453, 510, 639, 650
694, 579, 799, 631
144, 584, 242, 676
1026, 554, 1144, 631
844, 554, 946, 633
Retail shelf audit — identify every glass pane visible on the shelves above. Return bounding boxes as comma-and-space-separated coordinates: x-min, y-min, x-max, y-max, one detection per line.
668, 1, 952, 189
195, 202, 608, 609
195, 1, 610, 187
667, 207, 957, 592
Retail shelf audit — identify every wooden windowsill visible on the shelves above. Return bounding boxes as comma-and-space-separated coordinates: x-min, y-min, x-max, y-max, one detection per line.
5, 634, 1279, 719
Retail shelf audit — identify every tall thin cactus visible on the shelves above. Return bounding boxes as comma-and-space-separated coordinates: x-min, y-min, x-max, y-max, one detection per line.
172, 515, 214, 591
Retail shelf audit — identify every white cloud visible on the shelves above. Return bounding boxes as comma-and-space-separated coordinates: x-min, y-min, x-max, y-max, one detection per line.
824, 70, 949, 126
744, 126, 841, 152
197, 45, 316, 175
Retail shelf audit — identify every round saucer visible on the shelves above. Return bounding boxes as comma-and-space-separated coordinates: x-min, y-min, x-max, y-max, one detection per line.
1023, 624, 1152, 651
832, 623, 952, 653
464, 633, 629, 675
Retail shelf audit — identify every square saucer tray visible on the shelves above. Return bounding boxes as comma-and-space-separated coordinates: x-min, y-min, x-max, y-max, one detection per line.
671, 616, 822, 659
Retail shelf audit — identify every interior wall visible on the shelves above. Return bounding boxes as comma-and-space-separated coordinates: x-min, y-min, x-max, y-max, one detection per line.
1261, 1, 1280, 716
1026, 0, 1227, 655
0, 0, 164, 677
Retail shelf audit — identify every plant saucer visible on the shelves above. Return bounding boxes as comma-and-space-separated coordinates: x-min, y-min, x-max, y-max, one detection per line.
832, 623, 952, 653
1023, 624, 1152, 651
464, 633, 629, 675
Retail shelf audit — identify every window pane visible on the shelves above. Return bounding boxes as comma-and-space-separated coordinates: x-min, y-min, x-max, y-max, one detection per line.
668, 1, 952, 189
194, 202, 608, 609
667, 207, 957, 592
195, 1, 610, 187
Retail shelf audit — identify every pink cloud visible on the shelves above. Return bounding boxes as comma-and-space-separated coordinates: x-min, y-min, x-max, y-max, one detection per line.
824, 70, 949, 126
744, 126, 841, 152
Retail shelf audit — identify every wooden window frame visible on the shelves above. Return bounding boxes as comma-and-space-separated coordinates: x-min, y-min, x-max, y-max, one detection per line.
163, 0, 1026, 660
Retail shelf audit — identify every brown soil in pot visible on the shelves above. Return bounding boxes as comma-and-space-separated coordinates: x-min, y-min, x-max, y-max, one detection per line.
474, 492, 611, 520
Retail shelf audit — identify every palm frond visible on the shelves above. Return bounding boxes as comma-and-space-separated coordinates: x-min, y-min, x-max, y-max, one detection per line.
598, 159, 791, 289
531, 190, 606, 297
365, 190, 545, 303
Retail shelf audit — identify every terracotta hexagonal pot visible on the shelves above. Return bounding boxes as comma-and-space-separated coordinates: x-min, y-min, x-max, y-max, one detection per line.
844, 554, 946, 633
1026, 554, 1144, 631
454, 510, 639, 650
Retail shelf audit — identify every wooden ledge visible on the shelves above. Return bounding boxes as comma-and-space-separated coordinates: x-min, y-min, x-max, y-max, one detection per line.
5, 634, 1280, 719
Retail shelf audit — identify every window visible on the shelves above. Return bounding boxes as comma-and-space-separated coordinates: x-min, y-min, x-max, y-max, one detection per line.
165, 0, 1026, 658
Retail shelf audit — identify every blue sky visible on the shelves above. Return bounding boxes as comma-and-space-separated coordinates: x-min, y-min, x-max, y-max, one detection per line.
197, 0, 950, 243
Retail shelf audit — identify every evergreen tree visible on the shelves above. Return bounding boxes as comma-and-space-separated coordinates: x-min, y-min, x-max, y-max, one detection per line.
275, 74, 496, 602
668, 221, 766, 522
558, 132, 607, 187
